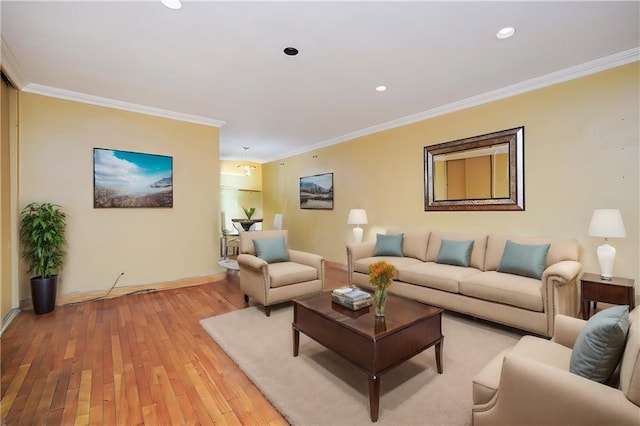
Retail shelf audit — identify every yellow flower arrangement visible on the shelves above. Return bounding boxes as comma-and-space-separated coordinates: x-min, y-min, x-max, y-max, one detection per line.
368, 260, 397, 289
368, 261, 397, 316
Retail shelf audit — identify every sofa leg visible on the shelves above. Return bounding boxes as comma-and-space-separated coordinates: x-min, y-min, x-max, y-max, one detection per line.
265, 306, 271, 317
243, 294, 249, 305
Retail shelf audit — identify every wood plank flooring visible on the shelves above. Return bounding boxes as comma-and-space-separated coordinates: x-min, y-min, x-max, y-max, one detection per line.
1, 263, 347, 425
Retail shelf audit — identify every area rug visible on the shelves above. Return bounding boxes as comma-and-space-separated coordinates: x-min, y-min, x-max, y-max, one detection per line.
200, 304, 523, 425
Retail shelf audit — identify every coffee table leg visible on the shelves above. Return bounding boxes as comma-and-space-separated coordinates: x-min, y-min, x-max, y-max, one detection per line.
435, 338, 444, 374
368, 375, 380, 422
292, 327, 299, 357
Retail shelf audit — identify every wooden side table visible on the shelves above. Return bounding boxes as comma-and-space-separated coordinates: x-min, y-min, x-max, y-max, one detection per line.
580, 272, 635, 320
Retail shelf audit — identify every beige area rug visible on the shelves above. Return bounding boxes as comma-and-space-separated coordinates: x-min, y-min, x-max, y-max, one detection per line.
200, 304, 523, 426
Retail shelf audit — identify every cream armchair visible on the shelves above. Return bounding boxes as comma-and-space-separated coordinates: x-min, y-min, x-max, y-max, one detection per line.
472, 306, 640, 425
237, 230, 324, 316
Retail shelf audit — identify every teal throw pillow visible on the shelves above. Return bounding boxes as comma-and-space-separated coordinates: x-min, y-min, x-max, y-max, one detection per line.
253, 236, 290, 263
373, 233, 404, 257
497, 240, 550, 279
570, 305, 629, 383
436, 239, 474, 267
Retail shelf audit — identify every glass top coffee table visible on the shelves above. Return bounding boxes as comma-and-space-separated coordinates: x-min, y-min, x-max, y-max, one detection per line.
292, 291, 444, 422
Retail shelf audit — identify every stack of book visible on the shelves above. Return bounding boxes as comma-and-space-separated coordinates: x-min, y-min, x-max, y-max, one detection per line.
331, 287, 373, 310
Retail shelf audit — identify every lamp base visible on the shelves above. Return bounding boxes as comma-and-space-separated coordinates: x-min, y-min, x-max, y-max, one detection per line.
596, 242, 616, 282
352, 226, 363, 244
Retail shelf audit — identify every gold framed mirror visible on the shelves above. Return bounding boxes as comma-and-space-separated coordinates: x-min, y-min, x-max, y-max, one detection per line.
424, 127, 524, 211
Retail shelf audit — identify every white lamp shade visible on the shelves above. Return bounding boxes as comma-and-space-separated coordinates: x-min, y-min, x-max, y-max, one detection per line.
588, 209, 626, 238
347, 209, 368, 225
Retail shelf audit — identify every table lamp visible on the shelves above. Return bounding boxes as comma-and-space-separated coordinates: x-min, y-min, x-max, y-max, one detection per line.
588, 209, 626, 280
347, 209, 368, 244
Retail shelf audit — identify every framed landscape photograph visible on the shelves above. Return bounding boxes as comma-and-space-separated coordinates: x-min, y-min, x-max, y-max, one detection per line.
93, 148, 173, 208
299, 172, 333, 210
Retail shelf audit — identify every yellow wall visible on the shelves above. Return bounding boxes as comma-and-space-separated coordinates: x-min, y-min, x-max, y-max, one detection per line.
1, 78, 18, 319
18, 93, 221, 301
263, 63, 640, 287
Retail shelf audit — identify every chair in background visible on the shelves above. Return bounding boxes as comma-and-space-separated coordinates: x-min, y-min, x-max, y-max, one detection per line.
220, 212, 239, 260
237, 230, 324, 316
273, 213, 283, 230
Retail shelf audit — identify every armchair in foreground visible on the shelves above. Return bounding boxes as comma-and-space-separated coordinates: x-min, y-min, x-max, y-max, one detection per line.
237, 230, 325, 316
472, 306, 640, 425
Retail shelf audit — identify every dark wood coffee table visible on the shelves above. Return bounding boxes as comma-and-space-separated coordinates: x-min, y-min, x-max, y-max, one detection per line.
292, 291, 443, 422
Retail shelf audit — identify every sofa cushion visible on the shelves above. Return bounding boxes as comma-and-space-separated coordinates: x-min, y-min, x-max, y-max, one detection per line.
436, 239, 474, 267
268, 262, 318, 288
426, 232, 488, 270
253, 236, 290, 263
399, 262, 480, 293
570, 305, 630, 384
240, 229, 288, 256
497, 240, 550, 279
373, 233, 404, 257
402, 230, 430, 261
354, 256, 422, 278
484, 234, 579, 272
460, 271, 544, 312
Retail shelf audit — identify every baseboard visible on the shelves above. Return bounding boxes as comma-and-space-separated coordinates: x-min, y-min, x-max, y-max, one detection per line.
0, 308, 21, 337
19, 273, 227, 310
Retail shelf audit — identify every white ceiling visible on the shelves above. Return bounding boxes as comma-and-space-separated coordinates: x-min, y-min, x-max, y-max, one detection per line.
2, 1, 639, 163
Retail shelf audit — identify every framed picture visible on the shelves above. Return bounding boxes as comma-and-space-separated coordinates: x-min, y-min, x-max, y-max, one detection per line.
93, 148, 173, 208
300, 172, 333, 210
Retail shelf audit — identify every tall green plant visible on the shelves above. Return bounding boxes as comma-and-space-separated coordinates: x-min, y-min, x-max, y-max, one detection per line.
19, 202, 67, 278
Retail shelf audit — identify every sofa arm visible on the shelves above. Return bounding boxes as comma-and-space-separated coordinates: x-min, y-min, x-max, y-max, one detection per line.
542, 260, 582, 285
237, 253, 268, 270
237, 254, 270, 303
542, 260, 582, 319
473, 353, 640, 426
551, 314, 586, 349
346, 242, 376, 262
288, 249, 324, 270
347, 242, 376, 286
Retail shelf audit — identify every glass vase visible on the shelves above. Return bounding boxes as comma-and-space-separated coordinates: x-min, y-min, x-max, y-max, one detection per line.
374, 287, 387, 317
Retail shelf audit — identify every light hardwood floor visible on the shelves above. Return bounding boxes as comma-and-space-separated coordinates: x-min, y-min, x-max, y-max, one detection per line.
1, 263, 347, 425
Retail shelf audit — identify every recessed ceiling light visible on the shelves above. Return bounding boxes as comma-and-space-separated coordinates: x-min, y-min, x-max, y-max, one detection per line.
375, 85, 387, 92
496, 27, 516, 39
161, 0, 182, 10
283, 47, 299, 56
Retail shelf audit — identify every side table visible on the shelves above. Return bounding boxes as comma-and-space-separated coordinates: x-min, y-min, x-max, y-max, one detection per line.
580, 272, 635, 320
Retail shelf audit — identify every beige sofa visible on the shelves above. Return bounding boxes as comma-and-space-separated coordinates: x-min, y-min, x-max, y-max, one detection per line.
347, 231, 582, 337
472, 307, 640, 425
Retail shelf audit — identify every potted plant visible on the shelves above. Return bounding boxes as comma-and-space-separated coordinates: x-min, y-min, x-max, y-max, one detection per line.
242, 207, 256, 220
19, 202, 67, 314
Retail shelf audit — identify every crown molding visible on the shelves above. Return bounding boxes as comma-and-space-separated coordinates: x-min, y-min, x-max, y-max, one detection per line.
22, 83, 226, 128
1, 36, 27, 88
265, 47, 640, 163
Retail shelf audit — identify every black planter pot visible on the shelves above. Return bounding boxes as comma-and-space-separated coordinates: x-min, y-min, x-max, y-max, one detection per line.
30, 276, 57, 314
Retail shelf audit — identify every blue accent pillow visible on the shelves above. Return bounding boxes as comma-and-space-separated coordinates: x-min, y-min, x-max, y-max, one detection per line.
497, 240, 550, 279
570, 305, 629, 383
253, 236, 290, 263
436, 239, 474, 267
373, 233, 404, 257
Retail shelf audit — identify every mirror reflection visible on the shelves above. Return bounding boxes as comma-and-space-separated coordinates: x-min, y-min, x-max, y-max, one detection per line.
433, 143, 509, 201
424, 127, 524, 211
